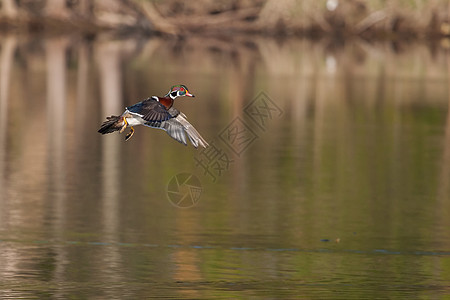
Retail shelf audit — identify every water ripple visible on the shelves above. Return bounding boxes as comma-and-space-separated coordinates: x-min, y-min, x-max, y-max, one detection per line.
1, 239, 449, 256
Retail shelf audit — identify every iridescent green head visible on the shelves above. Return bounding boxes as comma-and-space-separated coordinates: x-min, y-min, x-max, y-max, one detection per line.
165, 85, 195, 99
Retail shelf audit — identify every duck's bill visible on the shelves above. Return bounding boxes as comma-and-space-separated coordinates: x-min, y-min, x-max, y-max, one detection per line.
186, 92, 195, 97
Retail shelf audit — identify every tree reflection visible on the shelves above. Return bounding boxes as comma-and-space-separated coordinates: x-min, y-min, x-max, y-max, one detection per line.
0, 35, 17, 290
0, 34, 450, 298
0, 36, 16, 220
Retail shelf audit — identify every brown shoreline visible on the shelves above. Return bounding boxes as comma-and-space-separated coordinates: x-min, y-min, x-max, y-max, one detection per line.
0, 0, 450, 40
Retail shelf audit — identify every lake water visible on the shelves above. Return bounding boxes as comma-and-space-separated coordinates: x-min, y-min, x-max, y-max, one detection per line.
1, 35, 450, 299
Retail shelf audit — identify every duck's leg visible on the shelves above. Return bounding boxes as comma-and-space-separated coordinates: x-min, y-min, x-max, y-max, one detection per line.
119, 117, 128, 133
125, 127, 135, 141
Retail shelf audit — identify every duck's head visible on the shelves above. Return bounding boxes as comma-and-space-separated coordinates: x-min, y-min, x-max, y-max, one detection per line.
165, 85, 195, 100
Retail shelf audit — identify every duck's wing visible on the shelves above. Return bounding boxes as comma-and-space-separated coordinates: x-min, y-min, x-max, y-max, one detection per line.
176, 112, 209, 148
126, 97, 172, 122
144, 109, 209, 148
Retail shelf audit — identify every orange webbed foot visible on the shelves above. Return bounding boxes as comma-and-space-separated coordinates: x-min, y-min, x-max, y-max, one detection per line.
119, 118, 128, 133
125, 127, 135, 141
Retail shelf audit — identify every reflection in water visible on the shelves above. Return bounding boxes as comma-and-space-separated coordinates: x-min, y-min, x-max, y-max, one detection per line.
46, 37, 68, 300
98, 40, 124, 294
436, 56, 450, 250
0, 37, 14, 231
0, 36, 17, 300
0, 35, 450, 298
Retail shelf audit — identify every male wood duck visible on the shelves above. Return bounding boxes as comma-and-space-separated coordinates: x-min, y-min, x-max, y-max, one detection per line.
98, 85, 208, 148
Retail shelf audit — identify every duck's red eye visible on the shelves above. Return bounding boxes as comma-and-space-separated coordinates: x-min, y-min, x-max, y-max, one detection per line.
180, 87, 184, 92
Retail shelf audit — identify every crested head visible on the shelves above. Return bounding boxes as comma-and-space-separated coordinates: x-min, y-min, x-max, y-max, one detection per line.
165, 84, 195, 100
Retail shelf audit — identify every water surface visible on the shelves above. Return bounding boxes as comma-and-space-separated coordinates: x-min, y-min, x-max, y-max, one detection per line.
0, 35, 450, 299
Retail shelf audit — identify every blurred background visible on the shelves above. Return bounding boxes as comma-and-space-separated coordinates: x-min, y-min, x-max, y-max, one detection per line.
1, 0, 450, 299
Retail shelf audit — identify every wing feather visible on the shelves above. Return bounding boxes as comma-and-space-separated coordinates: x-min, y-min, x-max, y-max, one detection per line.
139, 105, 208, 148
159, 113, 208, 148
126, 98, 172, 122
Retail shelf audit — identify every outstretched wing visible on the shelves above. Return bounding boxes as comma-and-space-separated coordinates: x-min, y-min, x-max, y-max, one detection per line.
126, 98, 172, 122
144, 111, 208, 148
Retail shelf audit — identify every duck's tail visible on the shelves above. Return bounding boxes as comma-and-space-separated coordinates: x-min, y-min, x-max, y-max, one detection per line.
98, 115, 124, 134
